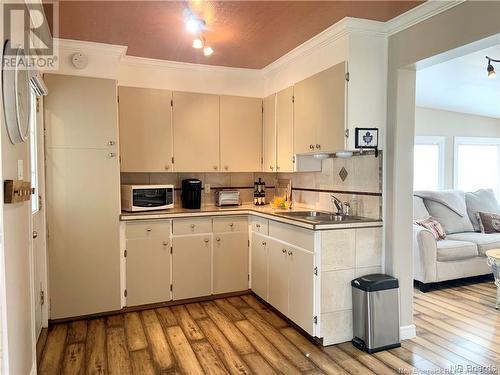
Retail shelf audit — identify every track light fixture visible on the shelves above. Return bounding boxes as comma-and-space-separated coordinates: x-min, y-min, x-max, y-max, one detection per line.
486, 56, 499, 79
184, 9, 214, 57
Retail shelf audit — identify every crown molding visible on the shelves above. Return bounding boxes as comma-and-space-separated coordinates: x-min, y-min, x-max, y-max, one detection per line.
57, 38, 128, 58
384, 0, 466, 36
121, 55, 261, 75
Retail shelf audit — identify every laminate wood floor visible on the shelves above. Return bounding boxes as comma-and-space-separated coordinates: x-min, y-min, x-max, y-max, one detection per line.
38, 279, 500, 374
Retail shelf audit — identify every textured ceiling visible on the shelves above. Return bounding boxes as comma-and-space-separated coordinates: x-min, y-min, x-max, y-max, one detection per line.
49, 1, 424, 69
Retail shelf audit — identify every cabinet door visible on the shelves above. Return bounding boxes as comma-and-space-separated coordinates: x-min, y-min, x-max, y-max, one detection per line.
44, 74, 118, 149
220, 95, 262, 172
251, 233, 268, 301
293, 76, 316, 154
172, 92, 220, 172
314, 62, 346, 152
213, 232, 249, 294
126, 237, 170, 306
268, 240, 289, 314
172, 235, 212, 300
288, 246, 314, 335
46, 148, 121, 319
276, 87, 294, 172
118, 87, 173, 172
262, 94, 276, 172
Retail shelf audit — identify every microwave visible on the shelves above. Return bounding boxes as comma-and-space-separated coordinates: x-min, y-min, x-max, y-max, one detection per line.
121, 185, 174, 212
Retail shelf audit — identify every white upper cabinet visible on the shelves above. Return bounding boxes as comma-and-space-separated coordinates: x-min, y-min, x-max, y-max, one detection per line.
118, 87, 173, 172
262, 93, 276, 172
276, 86, 294, 172
44, 75, 118, 149
293, 62, 346, 154
172, 92, 220, 172
220, 95, 262, 172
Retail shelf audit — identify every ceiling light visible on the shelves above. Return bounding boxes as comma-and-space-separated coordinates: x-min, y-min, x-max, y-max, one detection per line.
192, 38, 203, 49
486, 56, 499, 79
186, 17, 202, 33
203, 46, 213, 56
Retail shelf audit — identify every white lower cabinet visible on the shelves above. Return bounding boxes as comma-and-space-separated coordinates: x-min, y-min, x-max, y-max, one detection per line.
172, 235, 212, 300
251, 232, 269, 300
125, 221, 171, 307
213, 232, 249, 294
268, 238, 315, 335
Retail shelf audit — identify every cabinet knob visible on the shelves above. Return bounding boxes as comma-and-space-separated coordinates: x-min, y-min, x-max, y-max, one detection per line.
204, 238, 209, 244
146, 228, 152, 232
276, 166, 280, 171
262, 241, 266, 246
282, 249, 287, 254
216, 237, 221, 242
190, 224, 196, 229
108, 141, 115, 146
315, 144, 320, 149
163, 241, 168, 246
213, 165, 218, 171
224, 165, 229, 171
288, 250, 293, 256
165, 165, 170, 171
108, 152, 116, 158
270, 166, 274, 171
256, 224, 260, 228
229, 223, 234, 228
309, 144, 314, 150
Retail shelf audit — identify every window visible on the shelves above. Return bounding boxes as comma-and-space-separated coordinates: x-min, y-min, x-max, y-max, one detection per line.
454, 137, 500, 197
414, 136, 445, 191
30, 94, 39, 213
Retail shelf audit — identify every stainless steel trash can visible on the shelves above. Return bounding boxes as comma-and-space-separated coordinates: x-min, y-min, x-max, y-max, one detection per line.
351, 273, 401, 353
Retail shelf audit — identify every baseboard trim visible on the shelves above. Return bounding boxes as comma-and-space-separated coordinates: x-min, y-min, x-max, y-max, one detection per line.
400, 324, 416, 340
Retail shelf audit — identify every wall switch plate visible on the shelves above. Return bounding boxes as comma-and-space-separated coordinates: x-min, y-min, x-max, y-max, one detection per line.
204, 183, 210, 193
17, 160, 23, 180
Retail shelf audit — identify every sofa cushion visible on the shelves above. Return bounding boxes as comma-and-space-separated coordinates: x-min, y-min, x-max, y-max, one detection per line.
447, 232, 500, 256
436, 240, 478, 262
417, 190, 474, 234
413, 196, 430, 220
465, 189, 500, 231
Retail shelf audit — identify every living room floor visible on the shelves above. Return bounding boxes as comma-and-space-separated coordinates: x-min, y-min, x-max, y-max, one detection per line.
38, 279, 499, 374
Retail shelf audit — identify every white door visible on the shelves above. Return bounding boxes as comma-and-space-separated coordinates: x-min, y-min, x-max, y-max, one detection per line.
213, 232, 249, 294
288, 246, 314, 335
31, 95, 46, 339
251, 232, 268, 300
172, 235, 212, 300
268, 240, 289, 314
126, 237, 171, 306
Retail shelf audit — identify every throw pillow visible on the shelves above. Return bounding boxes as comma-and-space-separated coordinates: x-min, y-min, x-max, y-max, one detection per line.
476, 212, 500, 234
414, 217, 446, 240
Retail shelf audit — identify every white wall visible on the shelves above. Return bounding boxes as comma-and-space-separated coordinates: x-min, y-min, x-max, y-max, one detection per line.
415, 107, 500, 189
386, 0, 500, 332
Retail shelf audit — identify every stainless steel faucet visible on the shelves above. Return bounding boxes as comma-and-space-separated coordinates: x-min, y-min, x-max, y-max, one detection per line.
330, 195, 344, 216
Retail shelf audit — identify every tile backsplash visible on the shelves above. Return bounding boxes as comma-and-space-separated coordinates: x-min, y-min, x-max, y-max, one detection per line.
121, 153, 382, 218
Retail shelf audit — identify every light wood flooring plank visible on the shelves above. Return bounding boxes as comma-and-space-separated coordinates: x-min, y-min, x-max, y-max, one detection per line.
67, 321, 88, 344
107, 314, 124, 327
337, 343, 394, 375
214, 299, 245, 321
106, 327, 132, 375
167, 326, 204, 375
323, 345, 375, 374
243, 353, 278, 375
192, 340, 230, 375
156, 307, 178, 328
61, 342, 85, 375
39, 324, 68, 375
186, 302, 208, 320
124, 312, 148, 352
240, 294, 287, 329
171, 305, 205, 341
130, 350, 156, 375
141, 309, 175, 370
85, 318, 107, 375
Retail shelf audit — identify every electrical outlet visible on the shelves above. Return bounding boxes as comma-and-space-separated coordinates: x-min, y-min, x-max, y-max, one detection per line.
205, 183, 210, 193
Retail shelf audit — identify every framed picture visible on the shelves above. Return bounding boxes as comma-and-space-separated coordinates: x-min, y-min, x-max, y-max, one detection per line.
355, 128, 379, 149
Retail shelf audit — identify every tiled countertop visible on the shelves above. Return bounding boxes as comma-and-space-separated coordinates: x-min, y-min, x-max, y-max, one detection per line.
120, 204, 383, 230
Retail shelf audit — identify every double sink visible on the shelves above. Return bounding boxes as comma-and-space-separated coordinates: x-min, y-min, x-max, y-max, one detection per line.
277, 210, 366, 224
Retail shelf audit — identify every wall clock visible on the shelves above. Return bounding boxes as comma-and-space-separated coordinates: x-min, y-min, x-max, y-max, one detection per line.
2, 40, 32, 144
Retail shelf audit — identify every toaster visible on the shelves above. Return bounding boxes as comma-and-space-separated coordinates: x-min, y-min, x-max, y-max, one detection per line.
215, 190, 241, 206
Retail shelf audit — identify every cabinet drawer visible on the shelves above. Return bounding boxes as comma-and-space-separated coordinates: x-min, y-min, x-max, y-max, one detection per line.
126, 221, 171, 239
250, 216, 268, 235
213, 216, 248, 233
269, 221, 314, 251
173, 217, 212, 235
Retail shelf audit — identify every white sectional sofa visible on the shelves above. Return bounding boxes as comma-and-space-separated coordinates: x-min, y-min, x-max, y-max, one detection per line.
413, 189, 496, 291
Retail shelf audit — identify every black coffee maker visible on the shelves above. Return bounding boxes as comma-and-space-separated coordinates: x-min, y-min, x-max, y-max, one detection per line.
181, 179, 202, 209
